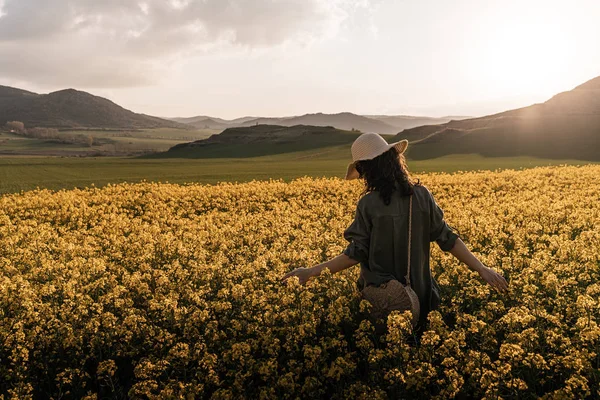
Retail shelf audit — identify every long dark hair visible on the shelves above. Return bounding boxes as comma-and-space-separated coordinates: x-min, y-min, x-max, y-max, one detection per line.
355, 146, 419, 205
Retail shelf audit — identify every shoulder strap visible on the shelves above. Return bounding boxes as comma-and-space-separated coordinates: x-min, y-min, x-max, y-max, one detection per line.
406, 195, 412, 286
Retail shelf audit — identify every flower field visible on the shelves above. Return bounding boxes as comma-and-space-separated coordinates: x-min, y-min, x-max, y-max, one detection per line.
1, 165, 599, 399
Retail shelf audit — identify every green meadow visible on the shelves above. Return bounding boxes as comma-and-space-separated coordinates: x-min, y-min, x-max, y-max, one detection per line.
0, 143, 594, 194
0, 128, 217, 157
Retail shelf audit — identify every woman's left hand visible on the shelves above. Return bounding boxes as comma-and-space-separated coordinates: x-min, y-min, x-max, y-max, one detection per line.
281, 267, 314, 285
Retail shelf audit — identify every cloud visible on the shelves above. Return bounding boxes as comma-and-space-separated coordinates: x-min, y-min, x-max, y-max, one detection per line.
0, 0, 371, 88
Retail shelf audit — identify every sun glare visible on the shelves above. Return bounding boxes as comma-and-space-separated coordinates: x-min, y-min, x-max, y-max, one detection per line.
475, 13, 575, 100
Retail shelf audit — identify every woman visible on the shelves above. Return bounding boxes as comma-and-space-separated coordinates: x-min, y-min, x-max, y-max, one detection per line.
281, 132, 508, 332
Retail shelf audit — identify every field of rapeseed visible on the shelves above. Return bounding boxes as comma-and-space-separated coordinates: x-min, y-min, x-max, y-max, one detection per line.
1, 165, 599, 399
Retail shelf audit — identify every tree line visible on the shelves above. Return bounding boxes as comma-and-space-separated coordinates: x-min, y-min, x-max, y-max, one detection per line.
5, 121, 94, 147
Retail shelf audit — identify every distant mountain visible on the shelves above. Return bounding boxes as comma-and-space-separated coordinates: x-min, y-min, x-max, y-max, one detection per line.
240, 112, 398, 134
229, 116, 260, 124
171, 115, 232, 126
167, 112, 457, 134
239, 117, 294, 127
394, 76, 600, 160
0, 85, 188, 129
365, 115, 469, 131
173, 117, 231, 130
159, 124, 360, 158
171, 115, 260, 126
170, 112, 397, 133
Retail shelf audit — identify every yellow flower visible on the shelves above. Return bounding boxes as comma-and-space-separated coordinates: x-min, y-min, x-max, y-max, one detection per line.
1, 165, 600, 398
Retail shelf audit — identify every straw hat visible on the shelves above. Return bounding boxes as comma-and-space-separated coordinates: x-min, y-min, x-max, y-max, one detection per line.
345, 132, 408, 180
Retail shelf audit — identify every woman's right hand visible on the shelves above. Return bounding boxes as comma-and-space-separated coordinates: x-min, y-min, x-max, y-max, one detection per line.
478, 265, 508, 292
281, 267, 315, 285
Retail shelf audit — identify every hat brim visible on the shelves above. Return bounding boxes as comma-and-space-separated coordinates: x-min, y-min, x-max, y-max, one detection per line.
344, 139, 408, 180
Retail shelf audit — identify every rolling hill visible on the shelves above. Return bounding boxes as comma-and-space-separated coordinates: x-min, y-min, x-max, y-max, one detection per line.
0, 85, 189, 129
170, 115, 259, 126
240, 113, 398, 133
365, 115, 469, 130
163, 75, 600, 162
394, 76, 600, 160
158, 124, 361, 158
169, 112, 461, 133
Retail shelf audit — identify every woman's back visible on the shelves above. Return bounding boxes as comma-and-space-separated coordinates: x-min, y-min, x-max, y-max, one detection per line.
342, 184, 459, 326
282, 132, 507, 332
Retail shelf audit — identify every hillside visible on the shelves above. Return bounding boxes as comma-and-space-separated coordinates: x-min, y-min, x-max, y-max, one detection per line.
0, 86, 38, 99
158, 124, 360, 158
394, 76, 600, 160
171, 115, 233, 127
0, 85, 189, 129
179, 117, 231, 130
365, 115, 468, 130
168, 112, 458, 134
242, 113, 398, 134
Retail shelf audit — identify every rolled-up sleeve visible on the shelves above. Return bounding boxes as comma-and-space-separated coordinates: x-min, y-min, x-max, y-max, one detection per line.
342, 203, 371, 263
428, 189, 459, 252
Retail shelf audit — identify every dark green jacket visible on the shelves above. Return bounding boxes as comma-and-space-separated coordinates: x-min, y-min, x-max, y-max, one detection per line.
342, 184, 459, 327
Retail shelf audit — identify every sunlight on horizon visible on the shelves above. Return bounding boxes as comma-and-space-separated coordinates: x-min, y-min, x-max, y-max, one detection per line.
464, 4, 581, 103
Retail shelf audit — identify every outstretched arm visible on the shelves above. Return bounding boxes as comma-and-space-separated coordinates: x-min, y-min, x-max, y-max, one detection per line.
448, 238, 508, 292
426, 186, 508, 293
281, 254, 358, 285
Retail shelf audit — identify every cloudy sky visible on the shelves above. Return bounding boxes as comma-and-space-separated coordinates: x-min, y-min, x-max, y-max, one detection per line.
0, 0, 599, 119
